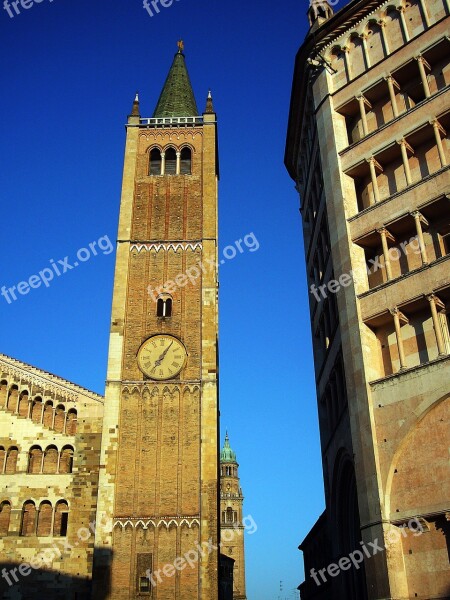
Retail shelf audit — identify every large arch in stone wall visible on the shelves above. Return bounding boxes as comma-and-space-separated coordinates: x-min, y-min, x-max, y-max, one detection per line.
385, 393, 450, 599
385, 393, 450, 516
330, 448, 368, 600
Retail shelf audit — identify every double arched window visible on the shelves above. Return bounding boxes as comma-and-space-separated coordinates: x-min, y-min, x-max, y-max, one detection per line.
148, 146, 192, 176
156, 294, 173, 318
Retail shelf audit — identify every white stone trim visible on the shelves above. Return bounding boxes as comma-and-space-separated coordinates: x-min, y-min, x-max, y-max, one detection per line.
113, 517, 200, 530
130, 241, 203, 253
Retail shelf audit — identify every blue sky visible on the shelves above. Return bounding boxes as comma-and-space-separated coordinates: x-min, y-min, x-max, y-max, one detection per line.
0, 0, 347, 597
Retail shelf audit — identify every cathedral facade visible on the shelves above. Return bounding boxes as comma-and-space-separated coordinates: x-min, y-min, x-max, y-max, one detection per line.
0, 45, 246, 600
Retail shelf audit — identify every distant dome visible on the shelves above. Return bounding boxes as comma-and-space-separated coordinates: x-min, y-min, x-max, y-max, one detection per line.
220, 432, 237, 463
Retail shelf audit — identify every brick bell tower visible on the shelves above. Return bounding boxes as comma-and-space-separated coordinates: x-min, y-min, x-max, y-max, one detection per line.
220, 433, 247, 600
93, 41, 220, 600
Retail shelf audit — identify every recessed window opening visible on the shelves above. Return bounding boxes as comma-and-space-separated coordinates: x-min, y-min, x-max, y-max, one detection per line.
149, 148, 162, 175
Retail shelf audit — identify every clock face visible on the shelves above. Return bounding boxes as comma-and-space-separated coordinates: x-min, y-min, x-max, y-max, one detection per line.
137, 335, 187, 381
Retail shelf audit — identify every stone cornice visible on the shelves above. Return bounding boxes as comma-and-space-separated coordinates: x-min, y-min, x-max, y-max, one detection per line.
0, 353, 104, 403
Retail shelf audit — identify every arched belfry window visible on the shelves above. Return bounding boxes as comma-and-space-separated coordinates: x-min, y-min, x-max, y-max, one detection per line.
180, 147, 192, 175
164, 148, 177, 175
149, 148, 162, 175
156, 294, 173, 318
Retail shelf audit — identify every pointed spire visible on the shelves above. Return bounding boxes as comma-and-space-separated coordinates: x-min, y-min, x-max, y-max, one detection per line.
130, 92, 140, 117
152, 42, 199, 118
205, 90, 214, 114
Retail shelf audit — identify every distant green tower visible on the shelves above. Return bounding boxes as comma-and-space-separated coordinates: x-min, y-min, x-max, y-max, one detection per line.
220, 433, 247, 600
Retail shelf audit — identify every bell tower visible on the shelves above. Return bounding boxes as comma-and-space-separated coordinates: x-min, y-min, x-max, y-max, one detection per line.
93, 42, 220, 600
220, 433, 247, 600
307, 0, 333, 31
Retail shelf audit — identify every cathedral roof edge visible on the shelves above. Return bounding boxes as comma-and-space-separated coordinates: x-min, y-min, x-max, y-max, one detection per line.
0, 352, 105, 402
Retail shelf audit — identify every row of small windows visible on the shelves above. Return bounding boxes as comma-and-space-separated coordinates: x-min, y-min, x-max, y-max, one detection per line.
0, 445, 74, 474
0, 382, 78, 434
0, 500, 69, 537
221, 507, 238, 524
28, 445, 74, 474
220, 465, 237, 477
149, 147, 192, 176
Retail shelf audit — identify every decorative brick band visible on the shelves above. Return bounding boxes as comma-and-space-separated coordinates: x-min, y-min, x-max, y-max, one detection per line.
130, 242, 203, 253
113, 517, 200, 530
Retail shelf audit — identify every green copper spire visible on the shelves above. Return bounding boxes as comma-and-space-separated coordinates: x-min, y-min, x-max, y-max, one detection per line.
152, 41, 199, 118
220, 432, 237, 463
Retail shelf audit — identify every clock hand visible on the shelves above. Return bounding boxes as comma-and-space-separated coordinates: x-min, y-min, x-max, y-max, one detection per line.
152, 341, 174, 371
159, 341, 173, 361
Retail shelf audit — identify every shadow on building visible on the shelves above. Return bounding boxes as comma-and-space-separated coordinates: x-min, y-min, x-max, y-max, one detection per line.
0, 548, 112, 600
218, 553, 234, 600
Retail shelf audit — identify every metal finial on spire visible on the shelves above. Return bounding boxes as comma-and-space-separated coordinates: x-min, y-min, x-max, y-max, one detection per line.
134, 92, 139, 102
177, 39, 184, 53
